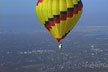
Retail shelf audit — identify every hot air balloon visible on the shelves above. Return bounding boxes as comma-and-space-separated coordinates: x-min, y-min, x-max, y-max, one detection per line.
36, 0, 83, 48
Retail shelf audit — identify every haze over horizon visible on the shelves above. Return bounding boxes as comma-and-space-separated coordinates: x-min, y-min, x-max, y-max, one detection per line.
1, 0, 108, 33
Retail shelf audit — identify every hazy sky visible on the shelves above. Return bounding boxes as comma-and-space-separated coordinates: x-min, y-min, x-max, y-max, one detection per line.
0, 0, 108, 33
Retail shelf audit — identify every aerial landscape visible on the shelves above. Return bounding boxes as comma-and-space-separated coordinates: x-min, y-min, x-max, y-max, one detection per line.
0, 26, 108, 72
1, 0, 108, 72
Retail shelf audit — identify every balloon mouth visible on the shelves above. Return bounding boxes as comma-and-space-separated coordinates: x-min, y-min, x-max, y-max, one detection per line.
56, 38, 62, 42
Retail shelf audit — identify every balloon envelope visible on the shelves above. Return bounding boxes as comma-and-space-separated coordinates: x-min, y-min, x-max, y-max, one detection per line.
36, 0, 83, 42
